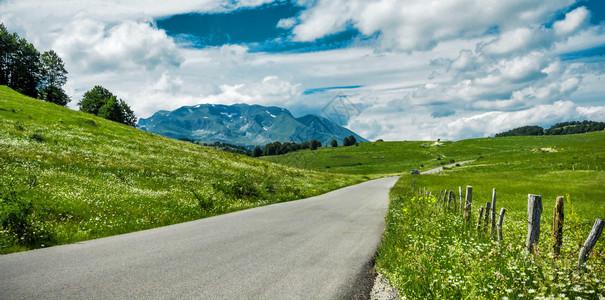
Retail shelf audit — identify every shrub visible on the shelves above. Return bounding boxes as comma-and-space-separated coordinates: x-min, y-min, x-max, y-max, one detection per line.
29, 133, 44, 142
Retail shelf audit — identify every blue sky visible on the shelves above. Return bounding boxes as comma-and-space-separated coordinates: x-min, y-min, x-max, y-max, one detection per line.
1, 0, 604, 140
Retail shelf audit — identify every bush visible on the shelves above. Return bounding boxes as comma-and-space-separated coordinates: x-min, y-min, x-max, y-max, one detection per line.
29, 133, 44, 142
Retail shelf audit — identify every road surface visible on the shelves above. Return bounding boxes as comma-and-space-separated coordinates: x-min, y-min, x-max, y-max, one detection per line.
0, 176, 400, 299
420, 160, 474, 175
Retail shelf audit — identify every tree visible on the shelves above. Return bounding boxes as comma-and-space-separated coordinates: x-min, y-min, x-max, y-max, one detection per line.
343, 136, 350, 146
330, 139, 338, 147
39, 50, 69, 106
252, 146, 262, 157
349, 135, 357, 145
10, 38, 40, 98
310, 139, 321, 150
0, 24, 19, 86
119, 99, 137, 127
78, 86, 137, 127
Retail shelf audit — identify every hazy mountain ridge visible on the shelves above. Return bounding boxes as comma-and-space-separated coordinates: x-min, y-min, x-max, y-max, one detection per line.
138, 103, 368, 146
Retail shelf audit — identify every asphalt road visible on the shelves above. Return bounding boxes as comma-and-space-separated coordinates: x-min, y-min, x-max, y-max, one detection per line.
0, 176, 399, 299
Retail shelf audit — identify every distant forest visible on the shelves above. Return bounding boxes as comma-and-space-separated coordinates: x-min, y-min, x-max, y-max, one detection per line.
495, 121, 605, 137
180, 135, 359, 157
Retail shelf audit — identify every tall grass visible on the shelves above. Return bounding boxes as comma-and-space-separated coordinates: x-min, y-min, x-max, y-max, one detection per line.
377, 180, 604, 299
377, 167, 605, 299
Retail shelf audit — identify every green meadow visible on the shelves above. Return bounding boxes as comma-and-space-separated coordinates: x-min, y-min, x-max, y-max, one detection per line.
0, 86, 364, 254
266, 129, 605, 299
2, 84, 604, 298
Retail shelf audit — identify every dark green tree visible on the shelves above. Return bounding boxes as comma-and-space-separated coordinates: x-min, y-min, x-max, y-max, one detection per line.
252, 146, 262, 157
330, 139, 338, 147
310, 139, 321, 150
10, 38, 41, 98
39, 50, 69, 106
119, 99, 137, 127
78, 86, 137, 127
78, 86, 114, 115
349, 135, 357, 145
343, 136, 350, 146
0, 24, 19, 86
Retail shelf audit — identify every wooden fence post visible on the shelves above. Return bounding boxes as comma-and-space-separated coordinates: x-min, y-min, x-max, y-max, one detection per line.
578, 219, 605, 267
553, 196, 564, 257
484, 202, 491, 232
464, 186, 473, 223
491, 189, 497, 235
497, 208, 506, 242
448, 190, 454, 210
526, 194, 543, 253
459, 186, 463, 213
477, 206, 484, 231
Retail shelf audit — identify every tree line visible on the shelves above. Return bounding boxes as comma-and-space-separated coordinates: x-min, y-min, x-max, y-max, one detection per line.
495, 121, 605, 137
251, 135, 359, 157
1, 24, 136, 127
1, 24, 69, 106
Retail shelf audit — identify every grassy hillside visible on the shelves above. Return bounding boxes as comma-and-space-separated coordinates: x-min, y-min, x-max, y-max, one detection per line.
261, 127, 605, 298
260, 132, 605, 176
0, 86, 364, 254
374, 132, 605, 298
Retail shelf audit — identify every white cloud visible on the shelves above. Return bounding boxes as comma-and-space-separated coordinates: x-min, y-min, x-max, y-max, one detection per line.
276, 17, 297, 29
54, 19, 183, 74
480, 27, 550, 56
553, 6, 590, 36
291, 0, 572, 51
2, 0, 604, 142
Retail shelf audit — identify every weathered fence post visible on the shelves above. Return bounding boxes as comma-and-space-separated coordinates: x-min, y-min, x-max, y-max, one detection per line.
578, 219, 605, 267
484, 202, 491, 232
477, 206, 484, 231
497, 208, 506, 242
459, 186, 463, 213
448, 190, 454, 210
526, 194, 543, 253
491, 189, 497, 235
553, 196, 564, 257
464, 186, 473, 223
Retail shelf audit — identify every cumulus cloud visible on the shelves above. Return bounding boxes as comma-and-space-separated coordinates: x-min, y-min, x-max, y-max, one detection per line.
276, 17, 297, 29
2, 0, 604, 142
291, 0, 572, 51
54, 19, 183, 74
554, 6, 590, 36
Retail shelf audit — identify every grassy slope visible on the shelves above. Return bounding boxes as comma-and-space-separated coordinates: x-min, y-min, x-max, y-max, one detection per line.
0, 86, 364, 253
375, 133, 605, 298
263, 128, 605, 298
260, 133, 604, 176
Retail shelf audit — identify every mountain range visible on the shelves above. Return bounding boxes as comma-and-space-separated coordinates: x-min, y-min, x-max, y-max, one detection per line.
138, 103, 368, 147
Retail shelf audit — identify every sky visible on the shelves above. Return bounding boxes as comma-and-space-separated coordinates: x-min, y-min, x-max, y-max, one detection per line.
1, 0, 604, 141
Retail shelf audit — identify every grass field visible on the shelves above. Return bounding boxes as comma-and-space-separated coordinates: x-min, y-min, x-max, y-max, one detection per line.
0, 86, 364, 254
373, 133, 605, 299
260, 133, 604, 176
264, 129, 605, 298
